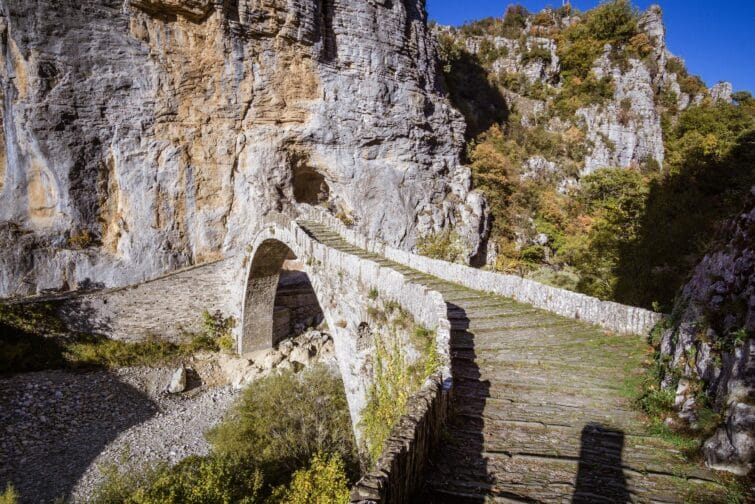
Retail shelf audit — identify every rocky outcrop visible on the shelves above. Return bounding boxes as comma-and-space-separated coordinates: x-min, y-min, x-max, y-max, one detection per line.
446, 5, 732, 178
0, 0, 487, 298
659, 189, 754, 475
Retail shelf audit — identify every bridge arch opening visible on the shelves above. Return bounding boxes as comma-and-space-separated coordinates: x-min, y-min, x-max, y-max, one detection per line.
241, 238, 324, 353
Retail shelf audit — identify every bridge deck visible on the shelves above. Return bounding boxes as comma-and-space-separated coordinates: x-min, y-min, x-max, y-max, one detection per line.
297, 221, 722, 503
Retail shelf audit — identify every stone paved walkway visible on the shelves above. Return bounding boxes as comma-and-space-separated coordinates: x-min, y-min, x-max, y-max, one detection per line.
298, 220, 723, 504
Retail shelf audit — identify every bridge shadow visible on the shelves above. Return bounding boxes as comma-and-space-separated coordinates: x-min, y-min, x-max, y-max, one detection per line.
421, 303, 491, 503
0, 369, 157, 503
573, 423, 630, 503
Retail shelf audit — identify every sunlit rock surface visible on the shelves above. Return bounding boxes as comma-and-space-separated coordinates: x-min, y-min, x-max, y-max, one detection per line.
0, 0, 487, 297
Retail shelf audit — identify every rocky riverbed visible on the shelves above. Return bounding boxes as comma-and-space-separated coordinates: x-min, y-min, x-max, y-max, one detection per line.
0, 330, 335, 503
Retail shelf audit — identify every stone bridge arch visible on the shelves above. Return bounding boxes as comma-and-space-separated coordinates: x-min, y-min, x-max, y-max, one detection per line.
239, 226, 327, 354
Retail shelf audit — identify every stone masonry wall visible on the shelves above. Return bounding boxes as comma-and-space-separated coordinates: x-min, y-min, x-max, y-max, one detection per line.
52, 259, 238, 342
300, 206, 662, 336
244, 213, 453, 439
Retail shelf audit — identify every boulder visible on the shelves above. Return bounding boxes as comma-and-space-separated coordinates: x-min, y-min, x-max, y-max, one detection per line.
167, 366, 187, 394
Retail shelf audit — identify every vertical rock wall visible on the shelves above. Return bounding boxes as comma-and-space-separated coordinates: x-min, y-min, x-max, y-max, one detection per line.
0, 0, 487, 298
659, 190, 754, 475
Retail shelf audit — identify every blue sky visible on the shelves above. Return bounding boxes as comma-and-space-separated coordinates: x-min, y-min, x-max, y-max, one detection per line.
426, 0, 755, 93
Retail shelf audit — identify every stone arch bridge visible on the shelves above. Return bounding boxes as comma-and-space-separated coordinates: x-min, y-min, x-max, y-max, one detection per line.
44, 207, 723, 503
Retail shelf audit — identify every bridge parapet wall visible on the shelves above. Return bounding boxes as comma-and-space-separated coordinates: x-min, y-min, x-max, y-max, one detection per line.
298, 206, 662, 336
250, 214, 453, 503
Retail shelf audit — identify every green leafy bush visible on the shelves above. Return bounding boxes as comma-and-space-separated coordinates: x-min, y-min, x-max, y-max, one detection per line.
410, 325, 441, 380
92, 456, 264, 504
554, 73, 615, 118
477, 38, 508, 66
93, 366, 358, 503
270, 453, 350, 504
208, 365, 358, 483
0, 303, 237, 374
500, 4, 528, 38
360, 334, 412, 463
201, 310, 236, 352
416, 230, 465, 263
585, 0, 638, 42
614, 100, 754, 308
0, 485, 18, 504
520, 44, 552, 66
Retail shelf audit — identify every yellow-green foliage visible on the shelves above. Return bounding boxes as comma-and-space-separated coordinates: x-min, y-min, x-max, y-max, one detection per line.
477, 38, 508, 66
68, 331, 230, 368
93, 366, 358, 503
0, 485, 18, 504
360, 334, 413, 463
1, 303, 237, 374
553, 0, 639, 117
416, 229, 464, 263
664, 56, 707, 97
553, 72, 615, 117
410, 325, 441, 380
208, 365, 357, 480
362, 300, 441, 463
468, 94, 754, 309
270, 453, 350, 504
0, 302, 67, 335
614, 99, 754, 308
92, 456, 264, 504
201, 310, 236, 352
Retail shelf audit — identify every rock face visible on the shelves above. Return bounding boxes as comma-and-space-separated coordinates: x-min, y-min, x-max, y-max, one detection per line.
444, 5, 732, 177
0, 0, 487, 298
659, 189, 754, 475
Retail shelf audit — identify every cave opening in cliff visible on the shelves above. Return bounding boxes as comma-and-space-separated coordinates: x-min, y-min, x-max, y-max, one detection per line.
292, 166, 330, 205
241, 239, 325, 353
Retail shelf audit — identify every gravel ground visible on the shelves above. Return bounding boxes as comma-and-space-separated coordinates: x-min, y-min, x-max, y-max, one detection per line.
0, 331, 335, 504
0, 367, 239, 504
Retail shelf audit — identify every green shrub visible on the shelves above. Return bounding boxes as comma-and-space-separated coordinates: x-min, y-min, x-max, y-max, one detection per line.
520, 245, 546, 264
666, 56, 686, 75
585, 0, 638, 43
554, 73, 615, 117
614, 102, 754, 309
367, 288, 379, 301
410, 325, 441, 379
637, 387, 675, 419
208, 365, 358, 483
520, 44, 552, 66
500, 4, 528, 39
0, 485, 18, 504
93, 366, 358, 503
92, 456, 264, 504
477, 38, 508, 66
0, 302, 238, 374
0, 302, 67, 336
555, 0, 639, 83
361, 334, 412, 463
201, 310, 236, 353
416, 230, 465, 263
270, 452, 350, 504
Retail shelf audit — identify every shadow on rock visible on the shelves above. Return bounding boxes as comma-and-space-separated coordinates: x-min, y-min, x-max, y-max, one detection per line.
0, 370, 158, 503
572, 423, 630, 504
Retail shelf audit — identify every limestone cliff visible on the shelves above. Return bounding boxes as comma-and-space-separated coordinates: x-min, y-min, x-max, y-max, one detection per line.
0, 0, 487, 297
436, 4, 731, 178
659, 190, 754, 475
